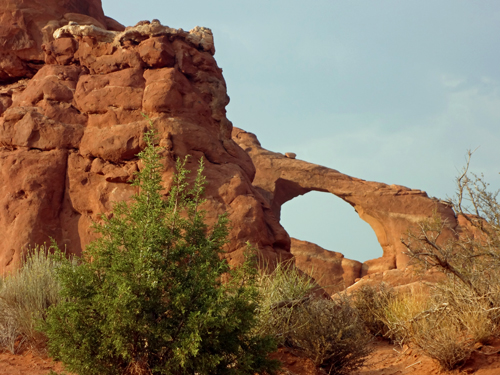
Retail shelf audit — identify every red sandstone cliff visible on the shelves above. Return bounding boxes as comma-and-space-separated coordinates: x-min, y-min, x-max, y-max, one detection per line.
0, 1, 292, 272
0, 0, 458, 291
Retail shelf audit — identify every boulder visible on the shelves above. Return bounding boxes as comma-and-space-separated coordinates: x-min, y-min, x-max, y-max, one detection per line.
290, 238, 362, 294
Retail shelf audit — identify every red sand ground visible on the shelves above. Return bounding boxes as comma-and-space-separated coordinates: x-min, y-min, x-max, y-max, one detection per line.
0, 350, 65, 375
1, 338, 500, 375
273, 337, 500, 375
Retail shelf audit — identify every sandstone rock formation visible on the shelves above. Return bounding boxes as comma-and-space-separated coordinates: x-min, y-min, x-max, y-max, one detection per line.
0, 0, 461, 293
232, 128, 457, 289
0, 0, 123, 82
290, 238, 362, 295
0, 1, 292, 273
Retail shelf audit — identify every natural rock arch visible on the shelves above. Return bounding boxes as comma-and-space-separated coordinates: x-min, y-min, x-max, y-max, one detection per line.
0, 0, 459, 295
232, 127, 458, 275
280, 190, 382, 261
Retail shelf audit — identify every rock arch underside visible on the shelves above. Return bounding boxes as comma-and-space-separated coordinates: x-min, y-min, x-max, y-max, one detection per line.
0, 0, 458, 293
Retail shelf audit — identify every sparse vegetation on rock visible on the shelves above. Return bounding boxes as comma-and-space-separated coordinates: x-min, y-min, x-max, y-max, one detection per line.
377, 151, 500, 370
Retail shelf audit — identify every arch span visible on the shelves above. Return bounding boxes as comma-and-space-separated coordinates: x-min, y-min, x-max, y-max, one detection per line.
232, 127, 457, 275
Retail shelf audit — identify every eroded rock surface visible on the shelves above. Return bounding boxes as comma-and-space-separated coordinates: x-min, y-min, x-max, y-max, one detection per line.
0, 0, 122, 82
0, 2, 292, 272
232, 128, 457, 280
290, 238, 362, 294
0, 0, 462, 292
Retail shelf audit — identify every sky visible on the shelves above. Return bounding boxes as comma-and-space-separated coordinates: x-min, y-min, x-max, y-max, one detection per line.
102, 0, 500, 262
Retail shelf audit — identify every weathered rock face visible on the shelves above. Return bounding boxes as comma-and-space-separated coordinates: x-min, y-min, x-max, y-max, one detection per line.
0, 3, 292, 273
290, 238, 362, 295
0, 0, 122, 83
232, 128, 458, 282
0, 0, 461, 291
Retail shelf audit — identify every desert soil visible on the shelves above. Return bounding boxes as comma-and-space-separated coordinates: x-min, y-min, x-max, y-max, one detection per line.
2, 338, 500, 375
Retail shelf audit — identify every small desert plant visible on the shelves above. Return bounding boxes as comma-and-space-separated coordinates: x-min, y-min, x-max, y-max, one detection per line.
351, 283, 395, 337
0, 245, 62, 353
255, 260, 317, 344
434, 280, 496, 344
399, 151, 500, 370
403, 150, 500, 305
255, 262, 372, 374
408, 302, 476, 371
378, 283, 494, 370
41, 123, 279, 375
380, 286, 431, 346
286, 296, 373, 375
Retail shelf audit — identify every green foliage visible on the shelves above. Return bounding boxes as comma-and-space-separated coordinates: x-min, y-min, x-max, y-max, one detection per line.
0, 244, 63, 353
41, 124, 278, 375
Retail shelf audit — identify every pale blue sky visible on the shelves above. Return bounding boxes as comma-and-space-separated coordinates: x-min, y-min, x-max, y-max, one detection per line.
103, 1, 500, 262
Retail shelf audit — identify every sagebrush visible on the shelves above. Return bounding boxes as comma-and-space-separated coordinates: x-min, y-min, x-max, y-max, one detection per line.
255, 261, 372, 375
286, 296, 373, 375
255, 260, 316, 344
351, 283, 395, 337
399, 150, 500, 370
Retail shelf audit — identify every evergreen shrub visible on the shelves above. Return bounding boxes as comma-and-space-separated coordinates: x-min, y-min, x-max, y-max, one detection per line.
42, 124, 278, 375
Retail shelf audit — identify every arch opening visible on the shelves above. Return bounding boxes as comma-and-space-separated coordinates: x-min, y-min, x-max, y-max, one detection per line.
280, 191, 382, 263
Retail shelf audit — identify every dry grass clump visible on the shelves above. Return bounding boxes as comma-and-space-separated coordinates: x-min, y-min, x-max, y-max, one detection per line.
0, 245, 62, 353
381, 286, 432, 346
351, 283, 395, 337
256, 262, 373, 374
408, 302, 476, 371
287, 296, 373, 375
255, 260, 317, 343
434, 281, 497, 344
376, 282, 497, 371
350, 278, 494, 371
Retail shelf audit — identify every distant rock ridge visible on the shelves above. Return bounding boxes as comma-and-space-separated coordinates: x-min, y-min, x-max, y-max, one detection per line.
0, 0, 459, 293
